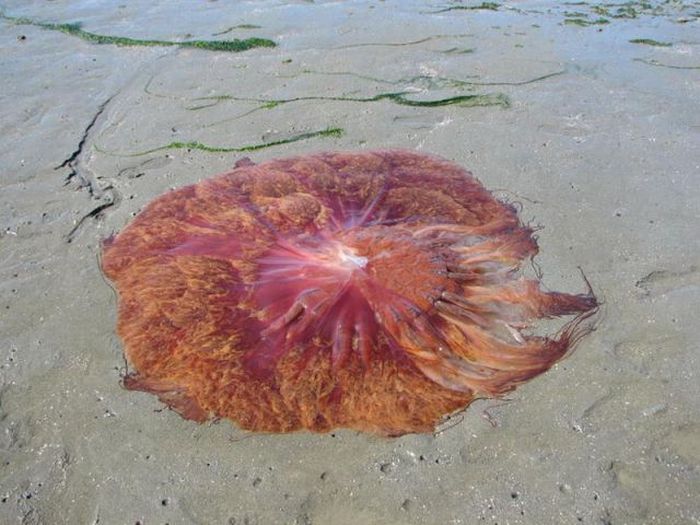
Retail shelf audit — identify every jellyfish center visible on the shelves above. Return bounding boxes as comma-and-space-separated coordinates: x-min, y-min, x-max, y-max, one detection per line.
305, 236, 369, 274
334, 244, 368, 270
249, 224, 452, 373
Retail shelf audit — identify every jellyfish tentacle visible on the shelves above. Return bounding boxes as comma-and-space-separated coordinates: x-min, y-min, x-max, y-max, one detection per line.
331, 320, 354, 369
502, 321, 525, 344
412, 217, 519, 239
123, 374, 209, 422
264, 297, 305, 333
410, 352, 500, 394
458, 280, 597, 323
434, 297, 491, 328
262, 287, 326, 336
437, 290, 597, 376
388, 309, 521, 395
244, 289, 330, 376
367, 291, 508, 393
360, 227, 597, 396
323, 283, 380, 368
444, 263, 518, 285
451, 232, 538, 267
356, 317, 374, 367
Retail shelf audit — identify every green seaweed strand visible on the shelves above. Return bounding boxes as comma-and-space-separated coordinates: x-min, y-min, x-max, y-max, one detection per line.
188, 92, 510, 111
99, 127, 344, 157
1, 12, 276, 52
429, 2, 500, 13
376, 92, 509, 108
212, 24, 262, 36
286, 69, 563, 89
629, 38, 672, 47
564, 17, 610, 26
633, 58, 700, 70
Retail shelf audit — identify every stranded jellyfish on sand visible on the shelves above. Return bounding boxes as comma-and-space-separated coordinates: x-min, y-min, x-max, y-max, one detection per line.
102, 150, 597, 436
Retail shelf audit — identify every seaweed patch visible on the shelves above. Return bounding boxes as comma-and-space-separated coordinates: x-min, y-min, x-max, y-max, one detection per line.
98, 127, 344, 157
629, 38, 672, 47
1, 12, 276, 52
186, 92, 510, 112
427, 2, 501, 14
564, 17, 610, 26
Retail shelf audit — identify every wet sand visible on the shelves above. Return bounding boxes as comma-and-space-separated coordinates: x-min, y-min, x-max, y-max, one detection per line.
1, 1, 699, 523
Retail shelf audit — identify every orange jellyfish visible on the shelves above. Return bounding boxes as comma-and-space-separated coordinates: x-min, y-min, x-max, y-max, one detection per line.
102, 150, 597, 436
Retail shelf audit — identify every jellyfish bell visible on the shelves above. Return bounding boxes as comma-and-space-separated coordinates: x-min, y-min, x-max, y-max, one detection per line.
102, 150, 597, 436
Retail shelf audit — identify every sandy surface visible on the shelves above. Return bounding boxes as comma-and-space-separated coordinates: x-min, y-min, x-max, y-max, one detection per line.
1, 1, 699, 524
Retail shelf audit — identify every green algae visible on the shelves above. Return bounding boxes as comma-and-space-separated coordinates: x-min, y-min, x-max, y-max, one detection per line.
1, 12, 276, 52
187, 91, 510, 112
591, 5, 612, 16
563, 17, 589, 25
145, 68, 559, 118
212, 24, 262, 36
430, 2, 500, 13
564, 17, 610, 25
295, 69, 564, 89
571, 1, 698, 21
378, 92, 508, 108
634, 58, 700, 69
99, 127, 343, 157
629, 38, 672, 46
602, 1, 659, 18
440, 47, 475, 54
336, 33, 472, 49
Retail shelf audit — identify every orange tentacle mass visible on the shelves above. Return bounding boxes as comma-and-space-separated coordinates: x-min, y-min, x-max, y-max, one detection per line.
102, 150, 597, 436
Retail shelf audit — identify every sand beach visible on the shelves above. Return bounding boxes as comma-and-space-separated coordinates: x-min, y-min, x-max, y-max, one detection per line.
1, 1, 699, 523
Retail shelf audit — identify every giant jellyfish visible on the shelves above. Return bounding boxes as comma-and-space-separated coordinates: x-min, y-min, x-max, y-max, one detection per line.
102, 150, 597, 436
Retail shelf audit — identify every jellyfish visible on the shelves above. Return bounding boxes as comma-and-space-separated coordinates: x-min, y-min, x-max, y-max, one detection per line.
101, 150, 597, 436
